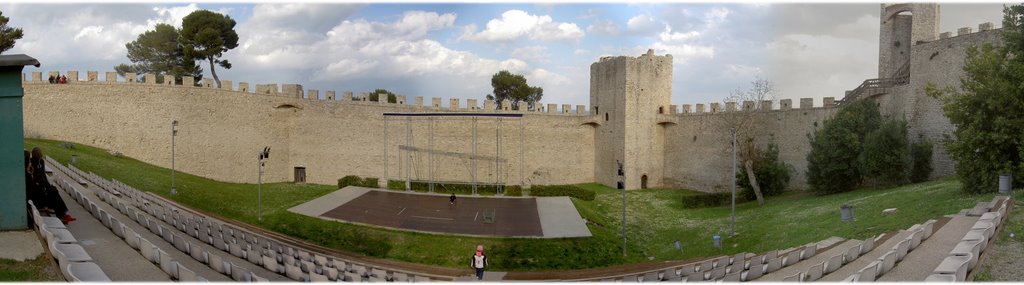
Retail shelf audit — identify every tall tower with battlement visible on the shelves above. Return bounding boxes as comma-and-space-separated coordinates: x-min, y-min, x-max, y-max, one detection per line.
879, 3, 939, 78
590, 49, 673, 190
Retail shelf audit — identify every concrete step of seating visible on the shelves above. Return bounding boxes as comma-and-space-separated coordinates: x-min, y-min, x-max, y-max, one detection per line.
877, 215, 979, 281
819, 231, 909, 281
754, 238, 853, 281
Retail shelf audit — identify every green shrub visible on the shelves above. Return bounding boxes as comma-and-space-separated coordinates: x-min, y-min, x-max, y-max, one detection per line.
806, 100, 880, 195
909, 137, 934, 183
504, 185, 523, 196
337, 175, 378, 188
529, 185, 596, 201
858, 120, 909, 185
681, 192, 744, 209
384, 180, 504, 195
737, 142, 792, 201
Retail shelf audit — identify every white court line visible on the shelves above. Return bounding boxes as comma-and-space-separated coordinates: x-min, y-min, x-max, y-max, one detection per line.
474, 211, 479, 221
410, 215, 454, 221
409, 217, 454, 221
397, 207, 406, 216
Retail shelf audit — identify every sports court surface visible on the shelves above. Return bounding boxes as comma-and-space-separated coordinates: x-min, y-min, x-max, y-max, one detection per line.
289, 186, 591, 238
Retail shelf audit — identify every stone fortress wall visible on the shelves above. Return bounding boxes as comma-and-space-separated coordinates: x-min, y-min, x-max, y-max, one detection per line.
20, 3, 1005, 193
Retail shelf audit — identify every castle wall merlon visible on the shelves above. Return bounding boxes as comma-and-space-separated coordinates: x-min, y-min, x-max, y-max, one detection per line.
255, 83, 276, 94
484, 99, 494, 110
577, 105, 587, 115
308, 89, 319, 100
68, 71, 79, 82
501, 101, 511, 111
31, 72, 41, 82
742, 101, 755, 111
240, 82, 250, 93
87, 71, 97, 82
958, 26, 972, 36
799, 98, 813, 109
413, 96, 422, 107
221, 80, 233, 90
979, 22, 994, 31
547, 103, 557, 114
450, 98, 459, 110
518, 102, 527, 112
710, 102, 721, 113
725, 102, 737, 112
760, 100, 772, 110
431, 97, 441, 109
326, 91, 336, 101
396, 95, 405, 105
344, 91, 353, 101
467, 99, 478, 110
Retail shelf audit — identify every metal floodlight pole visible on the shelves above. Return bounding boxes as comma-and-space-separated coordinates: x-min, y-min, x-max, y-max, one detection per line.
731, 128, 737, 236
171, 120, 178, 196
619, 160, 626, 257
258, 146, 269, 222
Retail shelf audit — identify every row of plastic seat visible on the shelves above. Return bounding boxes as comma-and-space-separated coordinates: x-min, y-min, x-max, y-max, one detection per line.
29, 199, 110, 282
53, 158, 436, 282
927, 196, 1009, 282
50, 160, 210, 282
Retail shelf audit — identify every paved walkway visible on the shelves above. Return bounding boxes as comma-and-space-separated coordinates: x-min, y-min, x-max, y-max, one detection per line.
288, 186, 371, 217
0, 230, 44, 261
536, 197, 590, 238
877, 215, 979, 281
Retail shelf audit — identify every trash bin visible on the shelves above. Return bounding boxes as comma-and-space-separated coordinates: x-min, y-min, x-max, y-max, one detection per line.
713, 235, 722, 248
999, 174, 1012, 194
840, 205, 854, 222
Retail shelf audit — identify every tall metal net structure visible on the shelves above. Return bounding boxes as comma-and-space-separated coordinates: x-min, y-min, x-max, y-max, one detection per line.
382, 113, 524, 195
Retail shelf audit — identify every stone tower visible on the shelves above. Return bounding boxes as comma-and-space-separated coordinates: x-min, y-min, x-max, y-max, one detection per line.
878, 3, 939, 78
590, 49, 673, 190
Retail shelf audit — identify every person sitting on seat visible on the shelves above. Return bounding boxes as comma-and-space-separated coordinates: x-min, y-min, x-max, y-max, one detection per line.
27, 147, 75, 224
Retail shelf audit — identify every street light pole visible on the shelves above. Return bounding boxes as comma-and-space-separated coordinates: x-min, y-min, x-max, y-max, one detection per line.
618, 160, 626, 256
730, 128, 737, 236
258, 147, 270, 222
171, 120, 178, 196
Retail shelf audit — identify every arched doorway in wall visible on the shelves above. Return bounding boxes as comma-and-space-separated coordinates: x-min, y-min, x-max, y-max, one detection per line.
641, 174, 648, 189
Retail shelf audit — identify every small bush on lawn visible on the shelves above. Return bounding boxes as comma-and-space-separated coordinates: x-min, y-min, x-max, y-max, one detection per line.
681, 192, 744, 209
504, 185, 523, 196
858, 119, 910, 186
529, 185, 596, 201
909, 136, 934, 183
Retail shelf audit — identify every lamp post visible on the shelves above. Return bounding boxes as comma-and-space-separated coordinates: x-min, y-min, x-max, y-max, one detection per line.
258, 147, 270, 222
730, 128, 736, 236
617, 160, 626, 256
171, 120, 178, 195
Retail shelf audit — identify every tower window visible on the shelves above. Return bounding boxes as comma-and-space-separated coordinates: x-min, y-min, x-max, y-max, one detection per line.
658, 106, 664, 114
605, 113, 609, 121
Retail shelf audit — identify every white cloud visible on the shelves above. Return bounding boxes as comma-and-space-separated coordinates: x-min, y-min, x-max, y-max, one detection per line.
511, 46, 551, 63
648, 42, 714, 62
767, 33, 876, 100
626, 14, 661, 36
659, 27, 700, 42
461, 10, 584, 43
704, 7, 731, 29
722, 64, 761, 79
586, 19, 619, 36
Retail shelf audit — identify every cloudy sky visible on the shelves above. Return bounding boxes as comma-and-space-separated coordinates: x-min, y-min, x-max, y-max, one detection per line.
0, 2, 1009, 107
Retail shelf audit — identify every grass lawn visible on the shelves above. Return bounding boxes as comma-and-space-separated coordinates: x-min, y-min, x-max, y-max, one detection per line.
0, 256, 61, 281
25, 138, 1009, 272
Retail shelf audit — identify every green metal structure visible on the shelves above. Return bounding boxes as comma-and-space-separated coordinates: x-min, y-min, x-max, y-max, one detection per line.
0, 54, 39, 230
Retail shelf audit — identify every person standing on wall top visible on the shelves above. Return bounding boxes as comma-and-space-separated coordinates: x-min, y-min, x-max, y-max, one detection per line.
471, 245, 488, 280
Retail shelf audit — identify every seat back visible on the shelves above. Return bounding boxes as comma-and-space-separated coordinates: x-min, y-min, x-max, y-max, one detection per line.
858, 261, 879, 282
861, 236, 876, 255
843, 244, 862, 264
805, 261, 824, 282
893, 239, 910, 262
824, 254, 843, 274
744, 261, 763, 281
783, 249, 800, 267
764, 257, 782, 273
877, 250, 896, 275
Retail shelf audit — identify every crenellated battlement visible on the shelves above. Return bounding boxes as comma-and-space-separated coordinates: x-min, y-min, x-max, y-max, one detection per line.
671, 97, 837, 116
936, 22, 1000, 41
22, 70, 592, 116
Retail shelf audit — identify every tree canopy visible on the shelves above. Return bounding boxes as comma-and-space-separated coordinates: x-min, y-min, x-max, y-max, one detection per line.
368, 89, 398, 103
926, 4, 1024, 193
115, 23, 201, 84
487, 70, 542, 110
805, 99, 881, 195
180, 10, 238, 88
0, 10, 24, 54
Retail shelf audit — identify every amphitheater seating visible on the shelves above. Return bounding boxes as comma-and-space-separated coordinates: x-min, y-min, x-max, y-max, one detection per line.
804, 261, 824, 282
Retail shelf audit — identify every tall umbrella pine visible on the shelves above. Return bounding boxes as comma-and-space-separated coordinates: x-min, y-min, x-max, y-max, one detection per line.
180, 10, 238, 88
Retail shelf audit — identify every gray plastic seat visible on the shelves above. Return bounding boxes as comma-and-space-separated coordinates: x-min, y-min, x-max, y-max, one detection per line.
310, 272, 329, 282
925, 273, 958, 282
782, 272, 802, 282
824, 254, 843, 274
178, 264, 199, 282
173, 234, 190, 254
230, 262, 250, 282
209, 253, 228, 274
52, 243, 93, 264
123, 226, 141, 250
843, 243, 862, 264
285, 263, 305, 281
158, 249, 178, 278
41, 225, 76, 244
763, 257, 782, 273
950, 240, 983, 271
907, 230, 924, 251
742, 261, 763, 281
877, 250, 897, 275
722, 271, 741, 282
65, 262, 111, 282
782, 249, 800, 267
804, 261, 824, 282
139, 237, 159, 263
933, 254, 972, 282
893, 239, 910, 262
855, 260, 879, 282
229, 242, 246, 258
190, 243, 208, 263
